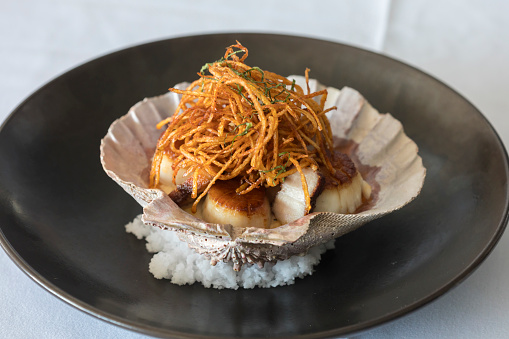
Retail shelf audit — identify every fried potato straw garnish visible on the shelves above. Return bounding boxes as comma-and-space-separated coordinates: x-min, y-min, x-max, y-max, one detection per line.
150, 42, 337, 213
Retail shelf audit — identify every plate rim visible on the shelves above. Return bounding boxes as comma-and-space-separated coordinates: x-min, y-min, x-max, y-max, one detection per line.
1, 32, 508, 338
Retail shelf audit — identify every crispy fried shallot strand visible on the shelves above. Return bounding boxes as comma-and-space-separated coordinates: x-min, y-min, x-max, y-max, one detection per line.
149, 42, 336, 213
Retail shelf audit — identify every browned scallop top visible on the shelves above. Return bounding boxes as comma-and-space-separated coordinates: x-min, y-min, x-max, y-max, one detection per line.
168, 173, 212, 206
323, 150, 358, 188
207, 179, 267, 216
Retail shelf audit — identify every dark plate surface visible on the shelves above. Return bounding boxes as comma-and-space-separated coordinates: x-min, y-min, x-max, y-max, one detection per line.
0, 33, 508, 338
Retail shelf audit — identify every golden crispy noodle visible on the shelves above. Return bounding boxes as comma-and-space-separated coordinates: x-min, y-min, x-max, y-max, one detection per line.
149, 42, 336, 213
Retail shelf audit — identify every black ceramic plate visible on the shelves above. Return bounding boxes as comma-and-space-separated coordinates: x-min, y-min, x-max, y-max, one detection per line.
1, 33, 508, 338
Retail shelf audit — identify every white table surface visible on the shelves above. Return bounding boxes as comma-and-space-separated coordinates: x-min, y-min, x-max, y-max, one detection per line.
1, 1, 508, 338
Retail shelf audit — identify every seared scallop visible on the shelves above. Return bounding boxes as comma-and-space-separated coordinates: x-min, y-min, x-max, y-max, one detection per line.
158, 153, 212, 206
272, 167, 325, 225
201, 179, 271, 228
314, 150, 371, 214
273, 150, 372, 223
314, 172, 371, 214
158, 153, 189, 193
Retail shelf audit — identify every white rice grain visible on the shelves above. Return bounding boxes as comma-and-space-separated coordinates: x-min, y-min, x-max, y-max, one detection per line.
125, 214, 334, 289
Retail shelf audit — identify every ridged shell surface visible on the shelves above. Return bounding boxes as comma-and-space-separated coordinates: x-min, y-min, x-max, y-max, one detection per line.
100, 77, 426, 270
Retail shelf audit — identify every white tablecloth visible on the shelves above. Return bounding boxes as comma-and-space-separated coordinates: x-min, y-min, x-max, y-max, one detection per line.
1, 1, 508, 338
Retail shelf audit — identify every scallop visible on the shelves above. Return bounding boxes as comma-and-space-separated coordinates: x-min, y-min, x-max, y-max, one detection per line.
100, 76, 426, 270
159, 154, 212, 207
201, 179, 271, 229
272, 167, 325, 225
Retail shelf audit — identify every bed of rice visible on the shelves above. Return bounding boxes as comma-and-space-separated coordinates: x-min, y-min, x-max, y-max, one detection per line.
125, 214, 335, 289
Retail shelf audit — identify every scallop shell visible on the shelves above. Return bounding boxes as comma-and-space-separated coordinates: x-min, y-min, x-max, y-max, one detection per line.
100, 77, 426, 270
